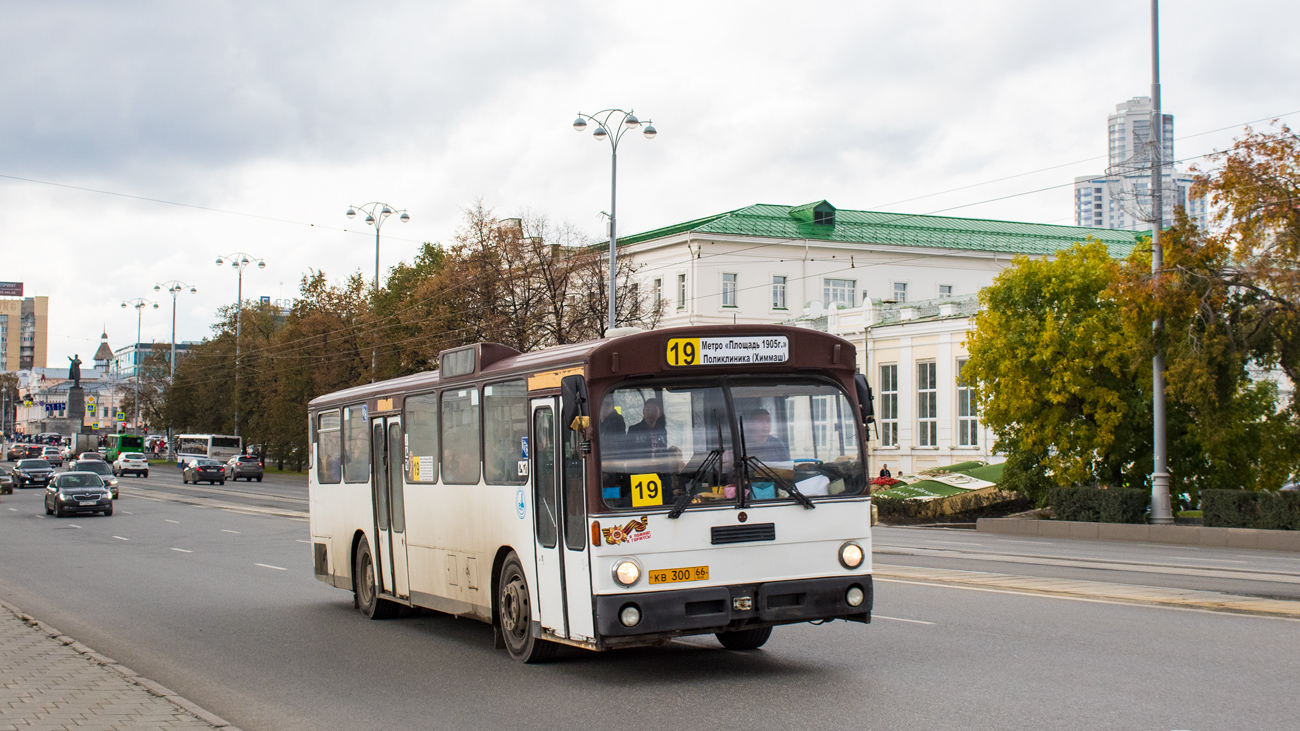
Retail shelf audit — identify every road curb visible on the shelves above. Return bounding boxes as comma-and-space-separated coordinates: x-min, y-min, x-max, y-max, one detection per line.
0, 598, 244, 730
873, 563, 1300, 619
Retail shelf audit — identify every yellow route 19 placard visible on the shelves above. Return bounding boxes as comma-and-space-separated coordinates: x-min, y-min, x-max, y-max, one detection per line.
630, 473, 664, 506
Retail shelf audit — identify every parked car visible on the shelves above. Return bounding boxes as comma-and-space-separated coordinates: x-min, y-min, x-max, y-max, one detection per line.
113, 452, 150, 478
72, 460, 119, 499
0, 465, 15, 494
183, 458, 226, 485
224, 454, 264, 482
15, 459, 55, 488
45, 472, 113, 517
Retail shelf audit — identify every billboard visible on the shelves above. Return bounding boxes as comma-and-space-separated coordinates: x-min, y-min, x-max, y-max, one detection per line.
0, 282, 22, 297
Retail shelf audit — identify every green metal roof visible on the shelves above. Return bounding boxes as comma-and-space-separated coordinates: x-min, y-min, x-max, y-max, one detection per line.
619, 202, 1143, 258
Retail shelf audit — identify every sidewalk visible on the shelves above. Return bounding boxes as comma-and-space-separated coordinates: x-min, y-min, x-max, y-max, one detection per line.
0, 599, 240, 731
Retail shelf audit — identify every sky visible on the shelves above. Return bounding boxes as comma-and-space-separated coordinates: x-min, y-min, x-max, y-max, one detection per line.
2, 0, 1298, 368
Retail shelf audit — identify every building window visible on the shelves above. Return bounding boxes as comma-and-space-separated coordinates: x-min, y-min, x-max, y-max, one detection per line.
957, 359, 978, 447
653, 278, 662, 311
893, 282, 908, 303
917, 361, 937, 447
677, 274, 687, 309
938, 285, 952, 299
772, 276, 787, 309
722, 273, 738, 307
824, 278, 856, 308
879, 364, 898, 447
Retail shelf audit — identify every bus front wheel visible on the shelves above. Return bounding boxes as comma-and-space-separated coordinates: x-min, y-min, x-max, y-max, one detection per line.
353, 539, 398, 620
497, 552, 556, 663
716, 626, 772, 650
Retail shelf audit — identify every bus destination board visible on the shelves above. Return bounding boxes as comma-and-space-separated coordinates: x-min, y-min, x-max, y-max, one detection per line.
665, 335, 789, 367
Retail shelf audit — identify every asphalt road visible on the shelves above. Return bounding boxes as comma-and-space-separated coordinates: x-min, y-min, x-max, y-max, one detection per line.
2, 477, 1298, 730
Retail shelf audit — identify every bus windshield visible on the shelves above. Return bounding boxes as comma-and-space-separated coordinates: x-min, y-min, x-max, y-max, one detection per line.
598, 378, 866, 511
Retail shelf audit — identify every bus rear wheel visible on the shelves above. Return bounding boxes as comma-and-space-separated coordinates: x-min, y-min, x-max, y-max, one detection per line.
497, 552, 555, 663
716, 626, 772, 650
353, 539, 398, 619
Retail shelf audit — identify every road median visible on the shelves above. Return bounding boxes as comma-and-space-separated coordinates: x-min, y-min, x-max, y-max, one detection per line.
873, 563, 1300, 619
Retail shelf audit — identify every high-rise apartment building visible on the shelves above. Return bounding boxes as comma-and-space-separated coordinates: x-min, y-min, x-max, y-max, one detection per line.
0, 294, 48, 372
1073, 96, 1207, 231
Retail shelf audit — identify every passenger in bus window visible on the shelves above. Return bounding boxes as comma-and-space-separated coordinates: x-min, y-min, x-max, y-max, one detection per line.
599, 399, 626, 436
743, 409, 790, 463
626, 398, 667, 453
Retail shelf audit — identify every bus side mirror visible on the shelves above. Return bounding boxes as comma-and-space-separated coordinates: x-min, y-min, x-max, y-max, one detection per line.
561, 375, 590, 432
854, 374, 875, 427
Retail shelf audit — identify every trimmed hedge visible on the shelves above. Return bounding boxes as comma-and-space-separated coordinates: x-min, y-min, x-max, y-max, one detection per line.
1048, 486, 1149, 524
874, 490, 1031, 524
1201, 490, 1300, 531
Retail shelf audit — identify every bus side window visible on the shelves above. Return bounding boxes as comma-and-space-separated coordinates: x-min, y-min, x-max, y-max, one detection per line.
404, 393, 438, 483
441, 388, 481, 485
483, 380, 527, 485
316, 410, 342, 484
342, 405, 369, 483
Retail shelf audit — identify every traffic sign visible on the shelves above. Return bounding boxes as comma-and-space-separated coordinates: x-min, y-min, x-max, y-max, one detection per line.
115, 412, 126, 422
86, 395, 96, 405
86, 405, 94, 414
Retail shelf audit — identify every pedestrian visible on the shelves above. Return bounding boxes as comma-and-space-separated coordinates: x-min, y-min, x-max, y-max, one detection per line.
879, 463, 892, 478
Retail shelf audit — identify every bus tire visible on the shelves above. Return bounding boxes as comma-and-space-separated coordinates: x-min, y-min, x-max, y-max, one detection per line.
716, 626, 772, 650
353, 539, 398, 620
497, 552, 555, 663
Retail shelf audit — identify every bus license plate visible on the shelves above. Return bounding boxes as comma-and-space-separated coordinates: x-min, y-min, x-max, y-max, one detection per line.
649, 566, 709, 584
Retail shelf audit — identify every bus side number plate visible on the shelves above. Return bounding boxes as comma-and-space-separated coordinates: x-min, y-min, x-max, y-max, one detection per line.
649, 566, 709, 584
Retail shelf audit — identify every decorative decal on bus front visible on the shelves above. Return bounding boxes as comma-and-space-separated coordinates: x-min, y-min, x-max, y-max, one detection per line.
602, 515, 650, 545
665, 336, 790, 367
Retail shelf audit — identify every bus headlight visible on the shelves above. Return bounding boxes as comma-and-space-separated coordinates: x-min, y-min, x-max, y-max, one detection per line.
619, 604, 642, 627
846, 585, 865, 607
838, 542, 864, 569
613, 559, 641, 587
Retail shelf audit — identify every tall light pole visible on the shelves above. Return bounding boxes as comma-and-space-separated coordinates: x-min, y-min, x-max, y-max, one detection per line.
345, 202, 409, 382
571, 108, 657, 331
119, 298, 159, 434
1148, 0, 1173, 524
215, 253, 265, 438
153, 280, 196, 458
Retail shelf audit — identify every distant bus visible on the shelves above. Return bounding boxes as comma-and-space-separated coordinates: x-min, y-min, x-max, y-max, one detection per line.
104, 434, 145, 462
176, 434, 242, 464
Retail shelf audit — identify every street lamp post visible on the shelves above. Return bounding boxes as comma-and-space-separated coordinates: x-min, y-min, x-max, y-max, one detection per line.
345, 202, 409, 382
153, 280, 196, 458
570, 108, 657, 331
119, 298, 159, 434
215, 253, 265, 438
1148, 0, 1173, 524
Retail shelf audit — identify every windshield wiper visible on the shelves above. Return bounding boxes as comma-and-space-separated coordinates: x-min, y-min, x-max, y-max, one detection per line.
737, 419, 814, 510
668, 410, 726, 520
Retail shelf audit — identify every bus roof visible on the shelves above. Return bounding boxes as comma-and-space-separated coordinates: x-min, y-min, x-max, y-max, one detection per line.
308, 324, 857, 412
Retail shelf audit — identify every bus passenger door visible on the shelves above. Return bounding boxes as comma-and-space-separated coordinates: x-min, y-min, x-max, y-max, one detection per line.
530, 400, 566, 638
561, 414, 595, 641
370, 417, 410, 600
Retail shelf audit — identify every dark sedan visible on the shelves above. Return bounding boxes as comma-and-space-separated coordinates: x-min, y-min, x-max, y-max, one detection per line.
0, 465, 15, 494
45, 472, 113, 517
183, 458, 226, 485
15, 459, 55, 488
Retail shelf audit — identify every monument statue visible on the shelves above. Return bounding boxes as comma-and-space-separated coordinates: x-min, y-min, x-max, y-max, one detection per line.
68, 354, 82, 387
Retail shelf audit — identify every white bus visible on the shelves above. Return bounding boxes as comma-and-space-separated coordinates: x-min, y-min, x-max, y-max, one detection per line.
176, 434, 242, 465
308, 325, 876, 662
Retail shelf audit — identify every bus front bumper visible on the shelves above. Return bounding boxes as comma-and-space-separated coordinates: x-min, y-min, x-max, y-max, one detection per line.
595, 575, 872, 641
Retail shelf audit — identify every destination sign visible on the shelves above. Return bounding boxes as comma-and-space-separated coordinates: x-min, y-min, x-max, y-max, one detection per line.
665, 335, 789, 367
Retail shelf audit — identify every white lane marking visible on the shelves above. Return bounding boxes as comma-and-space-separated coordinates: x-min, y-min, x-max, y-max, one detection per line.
876, 578, 1300, 622
295, 539, 310, 544
256, 563, 287, 571
171, 548, 193, 553
930, 540, 980, 546
112, 536, 129, 541
165, 519, 180, 524
994, 539, 1055, 545
122, 511, 134, 515
874, 615, 935, 625
222, 529, 240, 534
7, 508, 16, 512
68, 524, 81, 529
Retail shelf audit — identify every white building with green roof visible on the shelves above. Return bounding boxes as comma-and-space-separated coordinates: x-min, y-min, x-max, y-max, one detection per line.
619, 200, 1141, 476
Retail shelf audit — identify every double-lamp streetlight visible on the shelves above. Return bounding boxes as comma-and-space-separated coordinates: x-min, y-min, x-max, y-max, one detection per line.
215, 254, 265, 438
120, 298, 159, 433
345, 202, 409, 382
571, 108, 657, 331
154, 280, 196, 457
